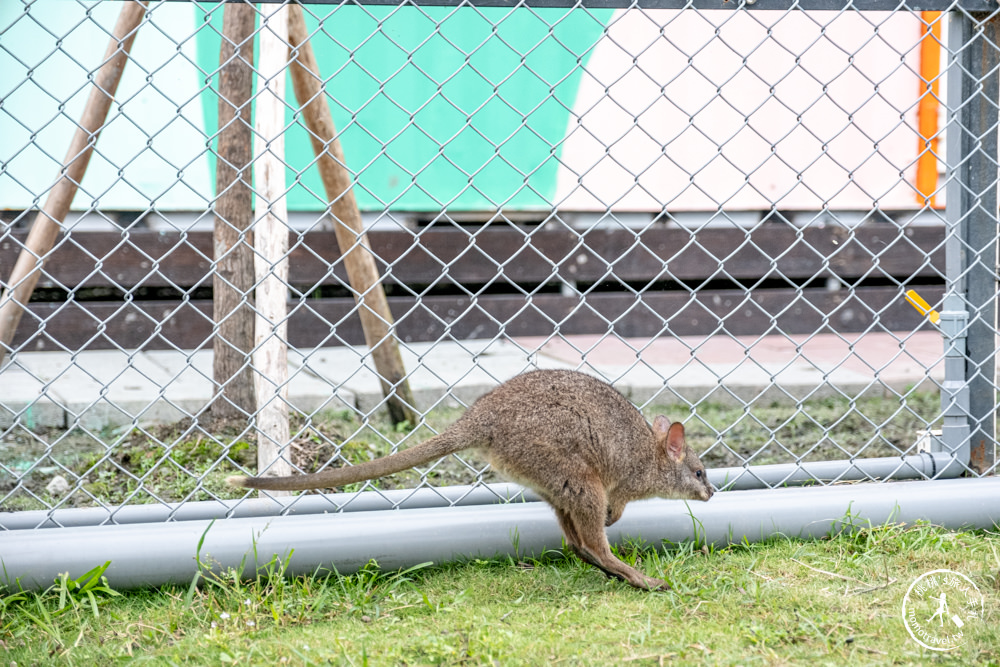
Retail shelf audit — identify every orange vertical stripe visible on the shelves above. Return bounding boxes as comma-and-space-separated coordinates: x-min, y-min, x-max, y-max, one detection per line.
916, 11, 943, 208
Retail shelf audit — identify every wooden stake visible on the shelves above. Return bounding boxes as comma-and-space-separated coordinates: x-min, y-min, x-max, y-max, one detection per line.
210, 2, 257, 424
0, 1, 148, 366
287, 5, 417, 426
253, 2, 293, 489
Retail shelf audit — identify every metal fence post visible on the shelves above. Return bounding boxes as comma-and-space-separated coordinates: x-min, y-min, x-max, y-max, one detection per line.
945, 10, 1000, 475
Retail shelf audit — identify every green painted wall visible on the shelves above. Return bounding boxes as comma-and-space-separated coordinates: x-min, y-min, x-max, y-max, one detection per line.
195, 5, 611, 212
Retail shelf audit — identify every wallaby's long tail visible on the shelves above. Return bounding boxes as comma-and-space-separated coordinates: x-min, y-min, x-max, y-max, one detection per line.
226, 431, 468, 492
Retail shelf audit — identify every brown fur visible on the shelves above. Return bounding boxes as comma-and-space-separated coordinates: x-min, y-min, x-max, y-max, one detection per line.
228, 369, 714, 590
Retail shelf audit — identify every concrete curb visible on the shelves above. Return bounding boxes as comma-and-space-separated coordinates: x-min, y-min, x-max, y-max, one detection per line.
1, 332, 943, 429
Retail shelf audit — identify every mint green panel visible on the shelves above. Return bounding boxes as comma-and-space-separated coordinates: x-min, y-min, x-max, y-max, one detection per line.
196, 6, 611, 212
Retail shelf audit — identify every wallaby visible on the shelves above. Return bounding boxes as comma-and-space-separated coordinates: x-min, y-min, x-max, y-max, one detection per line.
228, 369, 714, 590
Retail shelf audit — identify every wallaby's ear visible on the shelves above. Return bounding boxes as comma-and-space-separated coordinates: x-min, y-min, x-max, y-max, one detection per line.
652, 415, 671, 436
665, 421, 685, 462
653, 416, 685, 462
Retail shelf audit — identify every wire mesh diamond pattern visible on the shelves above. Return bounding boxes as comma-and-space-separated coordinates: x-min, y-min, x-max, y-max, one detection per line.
1, 0, 998, 528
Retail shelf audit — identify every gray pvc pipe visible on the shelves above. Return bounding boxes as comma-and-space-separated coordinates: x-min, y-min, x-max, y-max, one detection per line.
4, 477, 999, 592
0, 483, 537, 530
1, 454, 956, 531
710, 452, 956, 491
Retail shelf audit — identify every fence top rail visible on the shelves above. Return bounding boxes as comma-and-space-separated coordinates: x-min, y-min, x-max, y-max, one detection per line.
160, 0, 999, 13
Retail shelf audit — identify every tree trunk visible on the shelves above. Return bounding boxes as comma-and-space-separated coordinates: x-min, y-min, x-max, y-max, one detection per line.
211, 2, 257, 426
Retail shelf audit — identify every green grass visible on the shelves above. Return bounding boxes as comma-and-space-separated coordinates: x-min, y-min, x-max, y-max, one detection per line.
3, 520, 999, 665
1, 391, 942, 511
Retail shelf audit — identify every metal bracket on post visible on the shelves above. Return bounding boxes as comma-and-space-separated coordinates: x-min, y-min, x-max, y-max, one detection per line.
921, 308, 972, 477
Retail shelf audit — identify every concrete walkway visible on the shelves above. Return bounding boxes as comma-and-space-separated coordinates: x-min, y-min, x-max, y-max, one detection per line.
2, 331, 944, 429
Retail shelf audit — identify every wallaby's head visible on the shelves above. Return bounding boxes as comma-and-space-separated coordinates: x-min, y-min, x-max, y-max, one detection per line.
652, 416, 714, 502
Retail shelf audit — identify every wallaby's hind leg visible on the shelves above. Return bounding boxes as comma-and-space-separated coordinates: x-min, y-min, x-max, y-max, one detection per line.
548, 480, 667, 591
556, 508, 624, 578
553, 507, 582, 547
573, 509, 668, 591
554, 507, 605, 570
531, 488, 598, 569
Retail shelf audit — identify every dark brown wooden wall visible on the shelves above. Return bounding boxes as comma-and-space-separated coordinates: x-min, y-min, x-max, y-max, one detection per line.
1, 223, 945, 351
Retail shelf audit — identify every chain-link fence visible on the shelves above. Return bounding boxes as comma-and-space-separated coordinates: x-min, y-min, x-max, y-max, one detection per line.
1, 0, 997, 532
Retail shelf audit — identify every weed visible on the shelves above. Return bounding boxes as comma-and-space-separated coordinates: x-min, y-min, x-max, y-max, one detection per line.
52, 561, 121, 618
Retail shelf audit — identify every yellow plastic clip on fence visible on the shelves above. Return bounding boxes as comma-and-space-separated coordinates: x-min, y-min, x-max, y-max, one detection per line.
905, 289, 941, 325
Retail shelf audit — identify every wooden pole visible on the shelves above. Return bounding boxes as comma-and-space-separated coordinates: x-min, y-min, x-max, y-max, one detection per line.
253, 2, 293, 489
286, 5, 417, 426
210, 2, 257, 425
0, 0, 148, 366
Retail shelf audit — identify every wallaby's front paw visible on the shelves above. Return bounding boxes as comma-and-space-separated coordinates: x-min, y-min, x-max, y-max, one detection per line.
605, 506, 623, 527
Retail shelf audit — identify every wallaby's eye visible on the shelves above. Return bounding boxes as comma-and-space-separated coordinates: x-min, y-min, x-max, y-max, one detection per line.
696, 469, 703, 478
